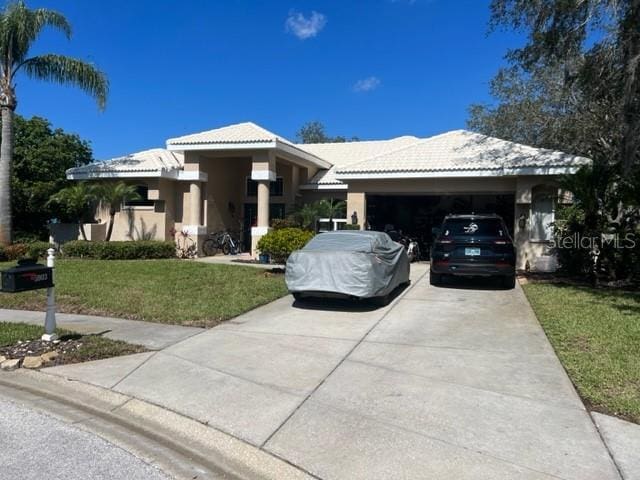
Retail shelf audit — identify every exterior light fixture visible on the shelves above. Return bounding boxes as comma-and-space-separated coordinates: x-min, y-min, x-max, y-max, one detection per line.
518, 213, 527, 230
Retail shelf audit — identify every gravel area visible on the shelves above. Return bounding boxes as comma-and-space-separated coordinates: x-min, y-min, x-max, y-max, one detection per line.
0, 395, 170, 480
0, 336, 82, 361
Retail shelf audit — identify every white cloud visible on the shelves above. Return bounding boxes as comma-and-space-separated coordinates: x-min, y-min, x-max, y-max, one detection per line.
353, 76, 381, 93
285, 10, 327, 40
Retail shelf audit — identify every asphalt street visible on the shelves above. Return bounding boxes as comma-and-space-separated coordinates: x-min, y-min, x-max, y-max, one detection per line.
0, 394, 170, 480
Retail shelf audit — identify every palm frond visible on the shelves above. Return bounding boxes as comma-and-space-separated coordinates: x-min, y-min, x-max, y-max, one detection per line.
0, 1, 72, 66
22, 54, 108, 109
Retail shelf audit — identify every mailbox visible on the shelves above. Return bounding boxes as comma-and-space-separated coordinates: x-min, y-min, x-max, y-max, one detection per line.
1, 259, 53, 293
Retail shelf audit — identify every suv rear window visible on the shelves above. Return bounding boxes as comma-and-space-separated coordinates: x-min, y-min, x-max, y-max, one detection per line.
442, 218, 507, 237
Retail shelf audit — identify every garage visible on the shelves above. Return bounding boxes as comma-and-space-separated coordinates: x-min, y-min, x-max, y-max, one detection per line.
366, 193, 515, 254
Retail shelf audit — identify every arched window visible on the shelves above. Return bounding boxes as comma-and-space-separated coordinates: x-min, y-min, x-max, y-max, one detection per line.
530, 189, 555, 241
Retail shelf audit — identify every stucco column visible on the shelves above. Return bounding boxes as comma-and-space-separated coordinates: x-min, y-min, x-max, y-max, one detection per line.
251, 151, 276, 257
347, 190, 367, 230
290, 164, 300, 208
189, 181, 201, 226
257, 180, 270, 228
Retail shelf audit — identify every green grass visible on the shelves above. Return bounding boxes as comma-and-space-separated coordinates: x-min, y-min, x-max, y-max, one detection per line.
0, 321, 146, 363
0, 260, 287, 327
523, 282, 640, 423
0, 322, 44, 346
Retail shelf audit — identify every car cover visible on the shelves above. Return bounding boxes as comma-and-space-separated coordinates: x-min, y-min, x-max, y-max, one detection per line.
285, 231, 410, 298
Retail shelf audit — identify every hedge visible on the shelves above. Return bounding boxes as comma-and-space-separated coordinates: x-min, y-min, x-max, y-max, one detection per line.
0, 242, 54, 261
26, 241, 54, 259
63, 241, 176, 260
256, 228, 315, 263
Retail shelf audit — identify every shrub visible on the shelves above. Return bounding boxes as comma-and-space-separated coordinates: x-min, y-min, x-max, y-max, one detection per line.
13, 232, 41, 244
270, 217, 299, 230
0, 246, 6, 261
27, 241, 54, 259
63, 241, 176, 260
3, 243, 29, 260
256, 228, 314, 263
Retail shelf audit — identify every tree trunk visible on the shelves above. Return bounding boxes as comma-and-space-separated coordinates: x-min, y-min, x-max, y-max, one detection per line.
79, 221, 88, 241
0, 106, 14, 246
105, 212, 115, 241
620, 0, 640, 175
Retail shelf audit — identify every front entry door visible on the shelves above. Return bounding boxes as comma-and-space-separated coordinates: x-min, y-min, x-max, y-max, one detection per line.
242, 203, 286, 252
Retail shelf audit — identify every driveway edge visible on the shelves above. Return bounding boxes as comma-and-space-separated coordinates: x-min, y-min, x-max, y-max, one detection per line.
0, 369, 314, 480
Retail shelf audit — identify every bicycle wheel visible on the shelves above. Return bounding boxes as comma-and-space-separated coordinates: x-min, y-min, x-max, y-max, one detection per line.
202, 239, 218, 256
222, 241, 231, 255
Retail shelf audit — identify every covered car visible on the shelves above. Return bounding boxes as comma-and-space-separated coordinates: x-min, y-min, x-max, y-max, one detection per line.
285, 230, 410, 303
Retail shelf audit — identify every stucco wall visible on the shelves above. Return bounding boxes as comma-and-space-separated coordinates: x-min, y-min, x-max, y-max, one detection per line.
87, 178, 172, 242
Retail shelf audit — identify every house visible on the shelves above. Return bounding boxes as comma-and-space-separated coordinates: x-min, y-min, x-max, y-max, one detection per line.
66, 122, 590, 270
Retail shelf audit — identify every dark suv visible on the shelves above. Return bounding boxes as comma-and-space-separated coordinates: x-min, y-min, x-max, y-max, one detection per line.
430, 214, 516, 288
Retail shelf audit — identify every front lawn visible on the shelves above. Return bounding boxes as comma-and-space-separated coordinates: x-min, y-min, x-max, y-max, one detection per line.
523, 282, 640, 423
0, 321, 146, 366
0, 260, 287, 327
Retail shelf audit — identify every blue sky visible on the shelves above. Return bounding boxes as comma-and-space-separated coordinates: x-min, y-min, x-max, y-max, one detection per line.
18, 0, 523, 159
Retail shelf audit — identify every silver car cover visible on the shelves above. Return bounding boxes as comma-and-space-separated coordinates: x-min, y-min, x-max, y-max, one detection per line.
285, 231, 410, 298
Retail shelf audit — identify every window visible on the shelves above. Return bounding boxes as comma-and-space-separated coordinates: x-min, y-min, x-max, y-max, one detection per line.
246, 177, 284, 197
124, 185, 154, 207
530, 192, 555, 241
442, 218, 507, 237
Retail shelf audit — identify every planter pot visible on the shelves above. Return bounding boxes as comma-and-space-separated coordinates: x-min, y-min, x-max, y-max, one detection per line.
259, 253, 270, 264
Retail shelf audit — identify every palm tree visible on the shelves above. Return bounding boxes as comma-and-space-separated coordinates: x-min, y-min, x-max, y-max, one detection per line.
94, 182, 140, 241
47, 182, 96, 241
0, 1, 108, 246
317, 198, 346, 221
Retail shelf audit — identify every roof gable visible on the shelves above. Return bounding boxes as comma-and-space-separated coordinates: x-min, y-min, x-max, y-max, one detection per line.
166, 121, 294, 146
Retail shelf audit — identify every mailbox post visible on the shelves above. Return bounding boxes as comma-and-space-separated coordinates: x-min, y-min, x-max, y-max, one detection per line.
42, 248, 57, 341
0, 249, 57, 341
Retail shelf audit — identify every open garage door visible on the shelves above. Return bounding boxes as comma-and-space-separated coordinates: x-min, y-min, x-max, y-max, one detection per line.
366, 194, 515, 254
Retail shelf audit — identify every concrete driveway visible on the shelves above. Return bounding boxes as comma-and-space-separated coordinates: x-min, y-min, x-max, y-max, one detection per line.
44, 263, 621, 479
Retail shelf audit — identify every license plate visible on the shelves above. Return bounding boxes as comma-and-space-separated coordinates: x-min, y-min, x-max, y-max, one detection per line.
465, 247, 481, 256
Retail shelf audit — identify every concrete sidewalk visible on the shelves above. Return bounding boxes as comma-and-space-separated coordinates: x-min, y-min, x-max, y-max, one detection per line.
0, 309, 202, 350
194, 253, 285, 270
36, 264, 625, 479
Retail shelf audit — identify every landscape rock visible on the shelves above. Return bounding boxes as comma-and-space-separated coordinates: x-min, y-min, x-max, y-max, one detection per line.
0, 355, 6, 364
22, 356, 43, 369
41, 351, 59, 363
1, 358, 22, 371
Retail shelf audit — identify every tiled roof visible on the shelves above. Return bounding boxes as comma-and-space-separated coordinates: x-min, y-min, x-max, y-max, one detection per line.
301, 136, 421, 184
67, 149, 183, 175
167, 121, 295, 146
67, 124, 590, 183
335, 130, 591, 176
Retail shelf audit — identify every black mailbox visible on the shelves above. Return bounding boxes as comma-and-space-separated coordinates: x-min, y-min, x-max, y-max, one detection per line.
1, 259, 53, 293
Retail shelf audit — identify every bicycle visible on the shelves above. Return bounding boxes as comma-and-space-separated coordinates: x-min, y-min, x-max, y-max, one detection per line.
202, 230, 243, 256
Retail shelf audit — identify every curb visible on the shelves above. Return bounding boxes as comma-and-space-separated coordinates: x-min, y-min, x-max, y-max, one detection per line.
0, 369, 314, 480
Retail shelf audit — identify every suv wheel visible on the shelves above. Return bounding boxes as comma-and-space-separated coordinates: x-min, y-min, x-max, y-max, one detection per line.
502, 275, 516, 289
430, 272, 442, 286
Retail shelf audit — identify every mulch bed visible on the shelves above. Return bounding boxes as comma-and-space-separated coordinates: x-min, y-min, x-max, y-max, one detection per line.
0, 334, 85, 367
